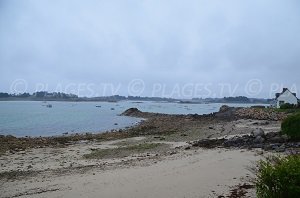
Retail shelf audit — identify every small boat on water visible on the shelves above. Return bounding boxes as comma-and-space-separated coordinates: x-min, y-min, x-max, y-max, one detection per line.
46, 104, 52, 108
95, 105, 101, 108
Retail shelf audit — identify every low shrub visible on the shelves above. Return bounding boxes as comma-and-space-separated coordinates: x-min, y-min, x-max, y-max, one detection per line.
256, 155, 300, 198
280, 103, 296, 109
281, 113, 300, 140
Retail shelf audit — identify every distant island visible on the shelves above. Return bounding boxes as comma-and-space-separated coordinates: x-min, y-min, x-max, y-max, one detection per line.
0, 91, 272, 104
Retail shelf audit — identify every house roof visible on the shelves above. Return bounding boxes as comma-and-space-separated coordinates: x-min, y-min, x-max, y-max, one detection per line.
275, 88, 297, 99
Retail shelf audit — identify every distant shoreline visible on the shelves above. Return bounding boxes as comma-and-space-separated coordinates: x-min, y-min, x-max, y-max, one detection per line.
0, 98, 270, 104
0, 91, 272, 104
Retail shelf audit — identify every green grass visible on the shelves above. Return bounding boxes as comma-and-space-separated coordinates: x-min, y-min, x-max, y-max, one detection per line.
274, 108, 300, 114
83, 143, 166, 159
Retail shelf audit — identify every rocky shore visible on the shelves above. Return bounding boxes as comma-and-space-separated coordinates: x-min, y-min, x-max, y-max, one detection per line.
235, 107, 287, 121
0, 106, 225, 155
0, 106, 292, 155
189, 106, 299, 153
191, 128, 300, 153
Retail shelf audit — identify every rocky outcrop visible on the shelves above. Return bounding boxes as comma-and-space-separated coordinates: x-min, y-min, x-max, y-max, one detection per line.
251, 128, 265, 137
121, 108, 220, 120
191, 129, 299, 152
121, 108, 143, 116
235, 108, 287, 121
121, 106, 288, 122
219, 105, 231, 113
217, 105, 287, 121
120, 108, 168, 118
214, 105, 238, 120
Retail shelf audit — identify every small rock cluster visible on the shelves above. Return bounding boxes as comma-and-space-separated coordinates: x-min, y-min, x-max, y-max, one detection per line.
235, 108, 287, 121
191, 128, 300, 152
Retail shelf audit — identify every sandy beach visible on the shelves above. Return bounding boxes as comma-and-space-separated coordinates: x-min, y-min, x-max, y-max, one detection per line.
1, 141, 262, 198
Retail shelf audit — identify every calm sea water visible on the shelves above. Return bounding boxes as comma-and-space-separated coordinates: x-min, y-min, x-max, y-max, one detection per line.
0, 101, 268, 137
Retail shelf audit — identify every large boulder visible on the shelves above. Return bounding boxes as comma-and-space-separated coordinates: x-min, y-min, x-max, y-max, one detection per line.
251, 128, 265, 137
253, 136, 265, 144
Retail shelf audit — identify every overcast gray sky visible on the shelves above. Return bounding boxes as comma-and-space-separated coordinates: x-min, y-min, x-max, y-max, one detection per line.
0, 0, 300, 98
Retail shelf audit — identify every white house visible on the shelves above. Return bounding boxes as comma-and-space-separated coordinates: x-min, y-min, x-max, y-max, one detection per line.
274, 88, 298, 108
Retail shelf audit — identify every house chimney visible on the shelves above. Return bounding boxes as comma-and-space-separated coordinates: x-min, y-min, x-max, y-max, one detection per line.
283, 88, 288, 92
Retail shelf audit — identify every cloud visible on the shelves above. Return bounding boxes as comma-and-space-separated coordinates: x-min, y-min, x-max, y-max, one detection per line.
0, 0, 299, 98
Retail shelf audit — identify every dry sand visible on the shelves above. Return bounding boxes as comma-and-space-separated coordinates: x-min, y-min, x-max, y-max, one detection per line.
1, 144, 263, 198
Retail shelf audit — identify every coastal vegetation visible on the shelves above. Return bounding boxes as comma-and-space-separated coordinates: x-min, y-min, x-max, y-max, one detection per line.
255, 111, 300, 197
281, 113, 300, 140
275, 103, 300, 114
279, 103, 298, 109
256, 155, 300, 198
